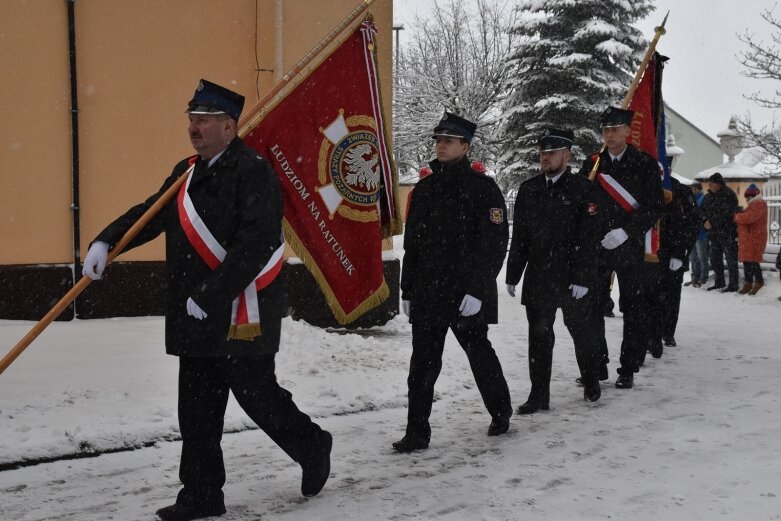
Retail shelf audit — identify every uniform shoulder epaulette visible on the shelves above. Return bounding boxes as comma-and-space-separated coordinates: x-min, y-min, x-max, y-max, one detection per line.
572, 174, 593, 188
519, 176, 537, 189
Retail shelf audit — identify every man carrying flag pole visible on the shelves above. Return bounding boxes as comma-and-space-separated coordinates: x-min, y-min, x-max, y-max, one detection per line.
578, 107, 664, 390
577, 15, 670, 390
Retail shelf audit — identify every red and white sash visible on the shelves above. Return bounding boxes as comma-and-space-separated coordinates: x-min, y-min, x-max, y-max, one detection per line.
177, 160, 285, 340
597, 172, 660, 262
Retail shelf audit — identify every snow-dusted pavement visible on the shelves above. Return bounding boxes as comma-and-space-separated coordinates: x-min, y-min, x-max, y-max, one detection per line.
1, 270, 780, 520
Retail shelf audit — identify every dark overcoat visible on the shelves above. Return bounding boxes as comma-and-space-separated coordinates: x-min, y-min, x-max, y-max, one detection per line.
701, 185, 739, 241
577, 145, 664, 267
400, 157, 508, 325
505, 168, 602, 308
658, 178, 699, 266
95, 137, 285, 357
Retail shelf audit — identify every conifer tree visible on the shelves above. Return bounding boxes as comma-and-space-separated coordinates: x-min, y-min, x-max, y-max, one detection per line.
498, 0, 655, 189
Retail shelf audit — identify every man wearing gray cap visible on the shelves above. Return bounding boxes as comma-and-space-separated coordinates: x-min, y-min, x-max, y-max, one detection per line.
82, 79, 332, 520
395, 111, 512, 452
506, 128, 603, 413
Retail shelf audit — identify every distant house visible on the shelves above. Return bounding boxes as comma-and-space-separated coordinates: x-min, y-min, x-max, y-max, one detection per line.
665, 104, 723, 180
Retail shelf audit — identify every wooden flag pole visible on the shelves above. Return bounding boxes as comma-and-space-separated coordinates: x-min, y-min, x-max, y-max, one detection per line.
0, 0, 377, 377
0, 173, 187, 375
588, 11, 669, 180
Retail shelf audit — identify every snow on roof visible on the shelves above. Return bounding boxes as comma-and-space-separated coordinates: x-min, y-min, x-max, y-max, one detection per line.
672, 172, 693, 185
694, 160, 770, 181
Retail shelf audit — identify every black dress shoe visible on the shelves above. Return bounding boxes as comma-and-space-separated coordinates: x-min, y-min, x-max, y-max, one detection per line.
517, 400, 549, 415
662, 336, 676, 347
720, 286, 738, 293
487, 416, 510, 436
156, 503, 226, 521
650, 339, 663, 359
576, 364, 608, 386
604, 310, 615, 317
583, 381, 601, 402
706, 284, 725, 291
301, 431, 332, 497
615, 374, 633, 389
392, 434, 430, 453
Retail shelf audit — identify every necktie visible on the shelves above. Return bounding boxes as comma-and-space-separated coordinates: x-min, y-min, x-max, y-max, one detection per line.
547, 179, 553, 190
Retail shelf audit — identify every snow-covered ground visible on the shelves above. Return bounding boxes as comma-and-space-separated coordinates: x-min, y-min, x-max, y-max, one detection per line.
1, 266, 780, 520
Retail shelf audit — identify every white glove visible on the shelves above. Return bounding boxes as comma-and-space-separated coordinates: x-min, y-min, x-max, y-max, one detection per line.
569, 284, 589, 299
506, 284, 516, 298
401, 300, 411, 317
186, 297, 208, 320
459, 294, 482, 317
601, 228, 628, 250
669, 258, 683, 271
82, 241, 110, 280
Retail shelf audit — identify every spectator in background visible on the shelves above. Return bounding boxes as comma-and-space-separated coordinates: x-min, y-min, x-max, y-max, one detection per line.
702, 173, 739, 292
685, 182, 710, 288
734, 183, 768, 295
777, 248, 781, 301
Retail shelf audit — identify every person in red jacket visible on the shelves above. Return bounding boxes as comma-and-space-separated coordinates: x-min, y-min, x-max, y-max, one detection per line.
734, 183, 768, 295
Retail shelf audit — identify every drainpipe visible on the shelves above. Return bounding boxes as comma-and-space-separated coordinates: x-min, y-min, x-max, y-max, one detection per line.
275, 0, 283, 82
67, 0, 82, 293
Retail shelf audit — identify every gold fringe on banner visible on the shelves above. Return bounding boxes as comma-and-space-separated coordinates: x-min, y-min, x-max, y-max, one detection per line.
282, 220, 390, 325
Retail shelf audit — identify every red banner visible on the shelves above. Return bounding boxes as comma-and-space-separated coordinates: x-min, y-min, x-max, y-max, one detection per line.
627, 54, 658, 158
627, 52, 669, 262
241, 19, 399, 324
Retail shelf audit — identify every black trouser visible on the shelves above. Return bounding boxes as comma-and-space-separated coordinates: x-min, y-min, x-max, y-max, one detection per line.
406, 318, 512, 438
657, 266, 684, 339
524, 294, 601, 405
595, 261, 657, 376
743, 262, 764, 284
176, 355, 324, 507
710, 236, 739, 288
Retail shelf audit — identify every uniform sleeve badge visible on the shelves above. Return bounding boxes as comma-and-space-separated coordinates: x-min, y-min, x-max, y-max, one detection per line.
586, 202, 599, 216
489, 208, 504, 224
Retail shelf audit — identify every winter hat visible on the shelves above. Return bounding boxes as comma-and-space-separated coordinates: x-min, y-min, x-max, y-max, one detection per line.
708, 172, 725, 186
744, 183, 760, 197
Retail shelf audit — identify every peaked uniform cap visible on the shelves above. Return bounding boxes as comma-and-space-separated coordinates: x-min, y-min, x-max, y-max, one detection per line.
187, 79, 245, 121
600, 106, 634, 128
432, 111, 477, 143
538, 127, 575, 151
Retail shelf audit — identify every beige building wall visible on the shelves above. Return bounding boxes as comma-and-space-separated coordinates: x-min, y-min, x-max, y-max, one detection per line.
0, 0, 393, 265
665, 106, 723, 181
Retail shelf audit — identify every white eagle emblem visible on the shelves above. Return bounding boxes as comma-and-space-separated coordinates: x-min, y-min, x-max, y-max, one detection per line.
344, 144, 380, 192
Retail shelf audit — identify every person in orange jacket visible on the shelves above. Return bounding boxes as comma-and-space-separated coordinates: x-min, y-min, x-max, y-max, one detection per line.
734, 183, 768, 295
